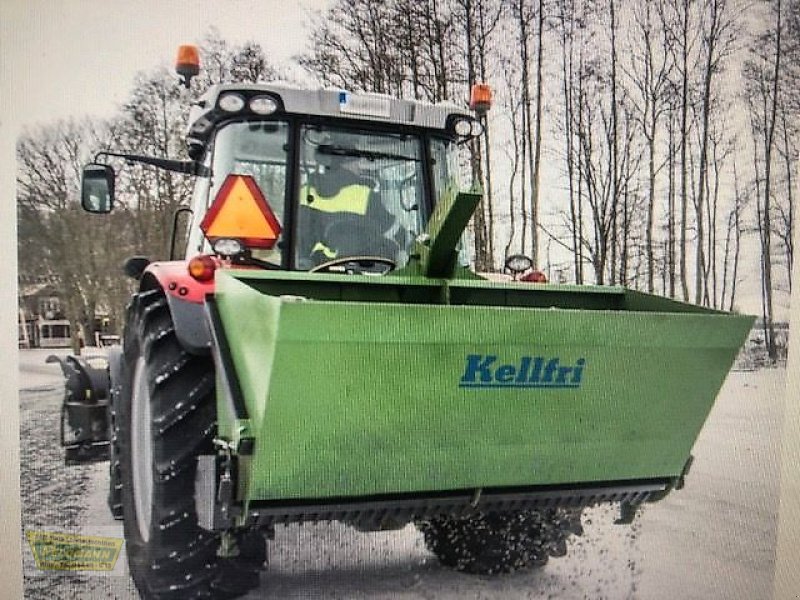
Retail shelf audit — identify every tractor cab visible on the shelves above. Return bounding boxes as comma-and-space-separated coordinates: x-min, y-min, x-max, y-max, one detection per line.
184, 84, 487, 275
84, 79, 488, 277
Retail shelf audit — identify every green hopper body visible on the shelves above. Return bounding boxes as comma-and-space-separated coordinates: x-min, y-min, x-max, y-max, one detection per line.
211, 269, 753, 511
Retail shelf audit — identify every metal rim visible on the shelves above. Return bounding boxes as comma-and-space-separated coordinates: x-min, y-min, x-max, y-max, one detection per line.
131, 356, 153, 543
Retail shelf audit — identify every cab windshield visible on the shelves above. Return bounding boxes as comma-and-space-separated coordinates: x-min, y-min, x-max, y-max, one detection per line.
204, 121, 462, 270
295, 125, 425, 270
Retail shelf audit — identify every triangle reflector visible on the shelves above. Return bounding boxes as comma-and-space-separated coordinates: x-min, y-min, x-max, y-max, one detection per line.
200, 174, 282, 249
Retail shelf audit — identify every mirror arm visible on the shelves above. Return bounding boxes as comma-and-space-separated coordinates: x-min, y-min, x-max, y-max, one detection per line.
93, 151, 209, 176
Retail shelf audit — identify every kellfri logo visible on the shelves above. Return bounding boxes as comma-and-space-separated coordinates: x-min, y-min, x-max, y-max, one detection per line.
459, 355, 586, 389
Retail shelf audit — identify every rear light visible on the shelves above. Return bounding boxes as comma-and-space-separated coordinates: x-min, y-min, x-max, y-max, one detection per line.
187, 255, 217, 281
520, 270, 548, 283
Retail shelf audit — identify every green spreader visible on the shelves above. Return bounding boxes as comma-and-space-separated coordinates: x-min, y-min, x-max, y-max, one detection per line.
71, 79, 755, 596
209, 268, 752, 522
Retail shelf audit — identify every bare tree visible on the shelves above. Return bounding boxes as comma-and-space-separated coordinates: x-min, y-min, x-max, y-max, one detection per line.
505, 0, 537, 257
16, 32, 282, 346
454, 0, 503, 270
530, 0, 545, 269
744, 0, 783, 360
555, 0, 582, 282
298, 0, 466, 101
691, 0, 740, 304
608, 0, 620, 285
775, 102, 796, 289
663, 0, 700, 301
626, 0, 675, 292
720, 156, 745, 311
574, 53, 618, 284
17, 119, 134, 351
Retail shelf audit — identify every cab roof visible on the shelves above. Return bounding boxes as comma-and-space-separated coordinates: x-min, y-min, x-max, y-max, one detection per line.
186, 83, 475, 151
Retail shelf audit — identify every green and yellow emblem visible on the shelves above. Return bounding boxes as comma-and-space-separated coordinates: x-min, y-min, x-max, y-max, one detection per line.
26, 530, 123, 571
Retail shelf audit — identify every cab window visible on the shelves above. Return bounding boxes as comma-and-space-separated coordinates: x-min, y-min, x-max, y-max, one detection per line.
294, 125, 425, 270
207, 121, 290, 264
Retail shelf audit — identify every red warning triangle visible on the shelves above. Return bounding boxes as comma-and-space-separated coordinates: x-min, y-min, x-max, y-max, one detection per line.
200, 174, 282, 249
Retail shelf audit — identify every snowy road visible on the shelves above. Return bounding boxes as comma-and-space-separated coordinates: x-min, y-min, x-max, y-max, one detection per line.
18, 349, 785, 599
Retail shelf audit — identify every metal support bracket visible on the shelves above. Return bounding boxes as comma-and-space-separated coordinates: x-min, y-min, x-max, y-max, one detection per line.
614, 501, 640, 525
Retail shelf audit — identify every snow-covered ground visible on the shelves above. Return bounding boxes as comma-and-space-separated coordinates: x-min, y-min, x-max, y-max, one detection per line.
18, 349, 785, 599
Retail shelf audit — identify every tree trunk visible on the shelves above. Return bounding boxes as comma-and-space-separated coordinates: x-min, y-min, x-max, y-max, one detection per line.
781, 107, 794, 290
679, 0, 691, 302
762, 0, 782, 361
668, 108, 677, 297
531, 0, 545, 269
560, 0, 580, 282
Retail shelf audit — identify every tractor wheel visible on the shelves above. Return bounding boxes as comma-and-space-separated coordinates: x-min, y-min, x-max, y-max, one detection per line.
417, 508, 582, 575
107, 404, 123, 520
118, 289, 264, 599
107, 348, 123, 520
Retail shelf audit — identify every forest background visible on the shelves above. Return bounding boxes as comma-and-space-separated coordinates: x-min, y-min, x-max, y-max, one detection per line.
15, 0, 799, 360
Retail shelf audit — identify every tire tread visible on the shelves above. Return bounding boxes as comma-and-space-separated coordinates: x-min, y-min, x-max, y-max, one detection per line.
118, 289, 263, 599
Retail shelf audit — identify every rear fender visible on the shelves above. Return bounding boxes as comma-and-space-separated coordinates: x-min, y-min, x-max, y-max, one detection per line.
140, 262, 213, 355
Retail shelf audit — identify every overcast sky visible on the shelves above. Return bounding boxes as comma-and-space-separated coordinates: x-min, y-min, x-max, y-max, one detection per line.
4, 0, 330, 131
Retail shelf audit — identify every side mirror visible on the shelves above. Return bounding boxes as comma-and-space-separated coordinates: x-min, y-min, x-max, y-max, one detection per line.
81, 163, 115, 213
505, 254, 533, 277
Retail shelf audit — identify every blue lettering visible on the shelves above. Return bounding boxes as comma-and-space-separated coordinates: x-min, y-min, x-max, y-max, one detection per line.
541, 358, 560, 383
495, 364, 516, 383
529, 357, 544, 382
555, 366, 573, 384
460, 355, 587, 389
460, 354, 497, 383
572, 358, 586, 384
516, 357, 531, 383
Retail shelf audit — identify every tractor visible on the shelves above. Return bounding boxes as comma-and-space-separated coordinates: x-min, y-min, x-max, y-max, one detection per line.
59, 45, 753, 599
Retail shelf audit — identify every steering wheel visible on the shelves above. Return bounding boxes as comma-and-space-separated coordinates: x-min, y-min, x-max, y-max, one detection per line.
309, 256, 396, 275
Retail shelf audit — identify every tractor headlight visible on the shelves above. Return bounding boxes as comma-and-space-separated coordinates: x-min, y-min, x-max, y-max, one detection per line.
212, 238, 245, 257
454, 119, 472, 136
218, 93, 246, 113
451, 116, 484, 139
249, 95, 279, 115
469, 119, 484, 136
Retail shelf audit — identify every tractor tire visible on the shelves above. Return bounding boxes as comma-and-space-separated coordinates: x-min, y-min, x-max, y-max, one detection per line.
118, 289, 264, 599
417, 508, 582, 575
107, 404, 123, 520
108, 348, 123, 520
